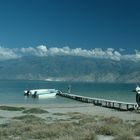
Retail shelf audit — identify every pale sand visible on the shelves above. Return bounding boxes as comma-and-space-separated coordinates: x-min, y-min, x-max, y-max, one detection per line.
0, 102, 140, 122
45, 103, 140, 121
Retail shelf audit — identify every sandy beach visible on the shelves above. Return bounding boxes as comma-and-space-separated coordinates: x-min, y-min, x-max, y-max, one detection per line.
0, 103, 140, 140
1, 103, 140, 121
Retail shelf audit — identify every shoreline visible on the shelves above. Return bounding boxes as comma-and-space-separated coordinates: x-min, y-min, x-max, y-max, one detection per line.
0, 102, 140, 121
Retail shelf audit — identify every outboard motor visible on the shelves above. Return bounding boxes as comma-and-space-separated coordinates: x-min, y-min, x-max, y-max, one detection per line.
24, 90, 30, 97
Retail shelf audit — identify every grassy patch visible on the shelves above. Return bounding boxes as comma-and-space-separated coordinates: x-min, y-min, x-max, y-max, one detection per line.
0, 120, 97, 139
0, 106, 25, 111
13, 115, 45, 124
113, 132, 134, 140
95, 124, 117, 136
67, 112, 82, 115
79, 115, 101, 124
22, 108, 48, 114
133, 121, 140, 136
0, 113, 138, 140
0, 123, 9, 128
103, 116, 123, 124
53, 113, 66, 116
68, 112, 91, 120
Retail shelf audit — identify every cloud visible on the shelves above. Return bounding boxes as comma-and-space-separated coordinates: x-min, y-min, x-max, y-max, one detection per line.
20, 47, 36, 55
0, 45, 140, 61
36, 45, 48, 56
0, 47, 19, 60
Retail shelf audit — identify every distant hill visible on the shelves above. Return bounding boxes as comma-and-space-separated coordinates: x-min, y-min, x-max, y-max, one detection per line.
0, 56, 140, 83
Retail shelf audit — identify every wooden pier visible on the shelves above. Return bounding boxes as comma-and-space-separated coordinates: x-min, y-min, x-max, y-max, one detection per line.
57, 92, 138, 111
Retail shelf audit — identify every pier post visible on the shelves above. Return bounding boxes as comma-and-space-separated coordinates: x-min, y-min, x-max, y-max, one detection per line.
126, 104, 129, 110
118, 103, 122, 109
112, 102, 115, 108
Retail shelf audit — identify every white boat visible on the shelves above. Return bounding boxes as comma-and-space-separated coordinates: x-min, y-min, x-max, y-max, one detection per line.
24, 89, 60, 98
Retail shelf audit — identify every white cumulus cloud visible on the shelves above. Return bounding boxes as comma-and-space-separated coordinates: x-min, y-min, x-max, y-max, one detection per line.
36, 45, 48, 56
0, 45, 140, 61
0, 47, 19, 60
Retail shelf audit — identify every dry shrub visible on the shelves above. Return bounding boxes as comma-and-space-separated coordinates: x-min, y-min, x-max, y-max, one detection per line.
13, 115, 45, 124
0, 117, 97, 140
67, 112, 82, 115
50, 123, 97, 140
94, 119, 134, 137
0, 114, 137, 140
132, 122, 140, 136
103, 116, 123, 124
69, 113, 95, 124
69, 114, 85, 120
79, 117, 96, 125
25, 121, 97, 139
53, 113, 66, 116
0, 106, 25, 111
94, 124, 117, 136
0, 120, 29, 137
113, 131, 134, 140
22, 108, 49, 114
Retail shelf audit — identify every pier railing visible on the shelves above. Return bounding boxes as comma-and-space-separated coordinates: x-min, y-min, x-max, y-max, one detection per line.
57, 92, 137, 111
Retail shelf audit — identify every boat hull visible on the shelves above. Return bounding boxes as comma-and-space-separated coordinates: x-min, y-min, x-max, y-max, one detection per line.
24, 89, 59, 98
38, 93, 56, 99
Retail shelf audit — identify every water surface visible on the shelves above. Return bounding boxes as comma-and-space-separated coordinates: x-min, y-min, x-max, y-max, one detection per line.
0, 80, 136, 104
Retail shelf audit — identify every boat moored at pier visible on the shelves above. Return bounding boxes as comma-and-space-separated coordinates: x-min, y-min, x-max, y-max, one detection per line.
24, 89, 61, 98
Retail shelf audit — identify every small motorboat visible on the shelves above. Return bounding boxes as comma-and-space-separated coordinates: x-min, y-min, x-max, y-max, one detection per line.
24, 89, 61, 98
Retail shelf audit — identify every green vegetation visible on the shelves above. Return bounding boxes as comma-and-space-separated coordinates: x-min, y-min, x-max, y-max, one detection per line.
22, 108, 48, 114
0, 106, 25, 111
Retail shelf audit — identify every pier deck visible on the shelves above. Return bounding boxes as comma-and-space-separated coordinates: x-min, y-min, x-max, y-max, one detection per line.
57, 92, 137, 110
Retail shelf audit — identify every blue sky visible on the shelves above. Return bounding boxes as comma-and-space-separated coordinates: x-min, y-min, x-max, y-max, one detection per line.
0, 0, 140, 52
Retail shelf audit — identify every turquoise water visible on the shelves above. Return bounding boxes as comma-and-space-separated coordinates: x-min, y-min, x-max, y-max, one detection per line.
0, 80, 136, 104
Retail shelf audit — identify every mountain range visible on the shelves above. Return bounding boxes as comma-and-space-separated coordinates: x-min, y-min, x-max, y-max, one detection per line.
0, 56, 139, 83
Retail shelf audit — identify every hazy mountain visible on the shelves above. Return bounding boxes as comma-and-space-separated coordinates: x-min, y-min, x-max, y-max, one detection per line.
0, 56, 139, 83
